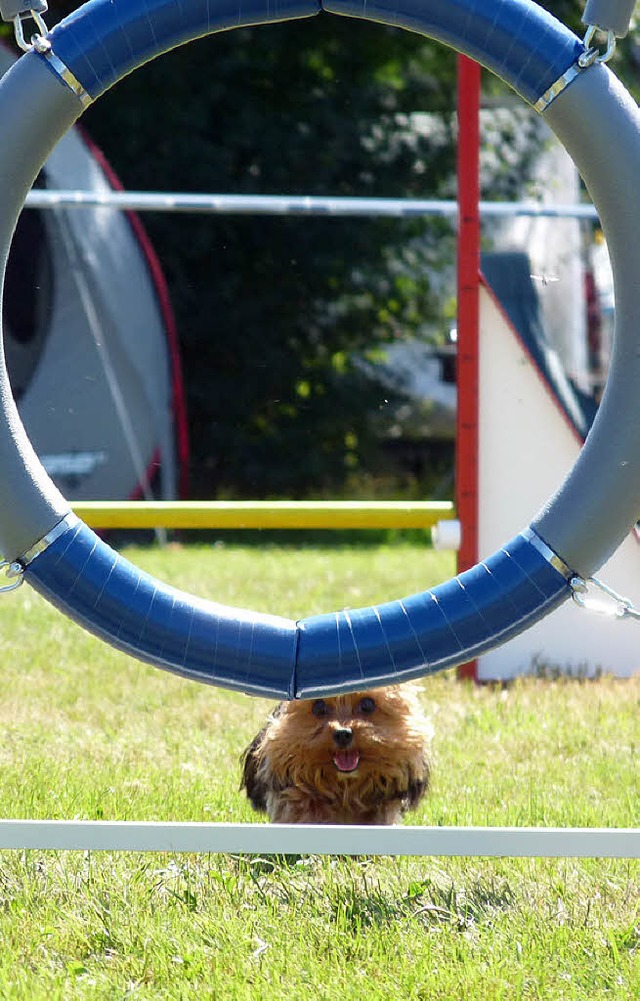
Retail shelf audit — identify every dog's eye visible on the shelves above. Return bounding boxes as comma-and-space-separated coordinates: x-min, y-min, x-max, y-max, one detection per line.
359, 697, 376, 714
311, 699, 329, 717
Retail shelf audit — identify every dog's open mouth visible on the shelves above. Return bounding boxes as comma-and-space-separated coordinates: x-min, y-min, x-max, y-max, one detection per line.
333, 749, 360, 772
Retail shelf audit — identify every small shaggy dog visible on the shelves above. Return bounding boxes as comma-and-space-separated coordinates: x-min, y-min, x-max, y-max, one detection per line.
240, 684, 432, 825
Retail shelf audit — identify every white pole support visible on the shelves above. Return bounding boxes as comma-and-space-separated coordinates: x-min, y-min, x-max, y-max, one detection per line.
431, 519, 462, 551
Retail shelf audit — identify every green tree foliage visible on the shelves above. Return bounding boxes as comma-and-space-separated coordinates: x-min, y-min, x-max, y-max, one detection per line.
41, 1, 629, 498
62, 11, 461, 498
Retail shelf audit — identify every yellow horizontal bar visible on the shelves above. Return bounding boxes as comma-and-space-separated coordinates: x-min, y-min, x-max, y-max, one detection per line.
72, 500, 455, 530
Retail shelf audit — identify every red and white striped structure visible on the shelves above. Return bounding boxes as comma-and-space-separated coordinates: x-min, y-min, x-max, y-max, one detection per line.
455, 56, 640, 681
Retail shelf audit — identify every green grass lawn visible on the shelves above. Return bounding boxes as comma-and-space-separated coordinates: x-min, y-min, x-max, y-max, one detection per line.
0, 539, 636, 999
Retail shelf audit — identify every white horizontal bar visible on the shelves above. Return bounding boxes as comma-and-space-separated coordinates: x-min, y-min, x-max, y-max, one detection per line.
23, 190, 600, 220
0, 821, 635, 856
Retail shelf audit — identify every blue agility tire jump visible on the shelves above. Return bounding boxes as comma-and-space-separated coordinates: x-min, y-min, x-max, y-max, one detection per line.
1, 0, 640, 698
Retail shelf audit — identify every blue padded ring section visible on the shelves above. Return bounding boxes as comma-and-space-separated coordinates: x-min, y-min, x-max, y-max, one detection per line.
295, 532, 570, 698
323, 0, 585, 106
43, 0, 584, 107
24, 521, 570, 697
46, 0, 321, 100
24, 519, 298, 698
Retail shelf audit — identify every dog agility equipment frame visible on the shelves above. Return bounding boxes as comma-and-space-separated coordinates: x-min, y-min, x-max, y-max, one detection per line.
1, 0, 639, 699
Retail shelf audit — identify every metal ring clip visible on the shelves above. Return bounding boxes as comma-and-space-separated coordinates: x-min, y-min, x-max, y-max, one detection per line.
570, 575, 640, 620
579, 26, 617, 68
0, 560, 24, 593
12, 8, 49, 53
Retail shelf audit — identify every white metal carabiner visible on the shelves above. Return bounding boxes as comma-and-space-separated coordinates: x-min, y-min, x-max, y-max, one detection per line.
570, 575, 640, 620
12, 8, 49, 53
0, 561, 23, 594
579, 25, 617, 68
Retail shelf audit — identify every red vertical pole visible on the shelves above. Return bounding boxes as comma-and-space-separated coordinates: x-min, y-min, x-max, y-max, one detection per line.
455, 55, 481, 681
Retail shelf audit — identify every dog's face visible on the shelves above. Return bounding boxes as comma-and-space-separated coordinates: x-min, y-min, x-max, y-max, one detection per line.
242, 683, 432, 823
267, 686, 430, 785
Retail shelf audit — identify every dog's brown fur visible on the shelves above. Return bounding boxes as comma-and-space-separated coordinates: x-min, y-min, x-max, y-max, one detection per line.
240, 684, 432, 825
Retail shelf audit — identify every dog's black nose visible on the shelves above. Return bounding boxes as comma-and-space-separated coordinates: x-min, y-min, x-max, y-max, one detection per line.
333, 727, 353, 748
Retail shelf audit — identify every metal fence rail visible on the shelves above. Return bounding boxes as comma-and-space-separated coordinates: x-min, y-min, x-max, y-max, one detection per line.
24, 189, 600, 219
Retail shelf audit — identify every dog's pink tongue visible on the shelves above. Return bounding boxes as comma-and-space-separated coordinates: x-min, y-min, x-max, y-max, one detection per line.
333, 749, 360, 772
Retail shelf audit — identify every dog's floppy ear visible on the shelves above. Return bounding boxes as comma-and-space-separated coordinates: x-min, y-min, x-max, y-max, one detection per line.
240, 702, 286, 813
239, 727, 271, 813
404, 759, 430, 810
